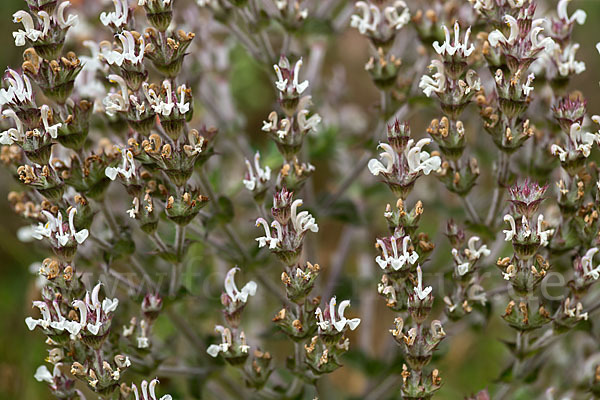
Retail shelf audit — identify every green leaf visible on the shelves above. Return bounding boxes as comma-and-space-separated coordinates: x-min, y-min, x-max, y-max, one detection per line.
496, 363, 513, 383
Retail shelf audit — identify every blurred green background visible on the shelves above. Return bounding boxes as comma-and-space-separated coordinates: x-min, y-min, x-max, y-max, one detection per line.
2, 1, 600, 399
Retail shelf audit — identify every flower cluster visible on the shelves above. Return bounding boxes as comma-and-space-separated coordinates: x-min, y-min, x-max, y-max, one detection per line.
351, 1, 412, 91
368, 122, 442, 396
368, 121, 441, 199
255, 190, 318, 264
444, 220, 490, 320
207, 268, 257, 366
421, 19, 481, 199
262, 56, 320, 179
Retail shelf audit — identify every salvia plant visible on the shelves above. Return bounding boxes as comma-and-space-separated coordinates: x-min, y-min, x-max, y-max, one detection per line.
3, 0, 600, 398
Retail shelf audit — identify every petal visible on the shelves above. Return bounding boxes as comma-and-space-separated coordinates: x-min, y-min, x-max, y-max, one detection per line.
206, 344, 221, 357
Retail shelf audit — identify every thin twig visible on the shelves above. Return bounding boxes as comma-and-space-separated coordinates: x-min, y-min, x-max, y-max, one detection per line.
150, 232, 169, 253
170, 225, 186, 296
99, 200, 119, 234
157, 364, 212, 376
462, 196, 481, 224
129, 255, 156, 292
322, 153, 371, 209
323, 227, 355, 300
364, 374, 402, 400
485, 151, 509, 226
166, 307, 205, 349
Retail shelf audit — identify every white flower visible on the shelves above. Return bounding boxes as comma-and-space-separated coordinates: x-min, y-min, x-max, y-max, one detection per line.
243, 152, 271, 191
184, 130, 204, 156
54, 213, 68, 247
562, 297, 587, 321
72, 282, 119, 336
262, 111, 278, 132
368, 143, 396, 176
135, 320, 150, 348
131, 378, 173, 400
224, 267, 257, 304
350, 1, 380, 35
444, 296, 457, 312
405, 138, 441, 175
207, 325, 232, 357
315, 297, 360, 333
557, 0, 586, 25
127, 197, 140, 219
273, 57, 309, 95
555, 43, 586, 77
0, 69, 34, 105
105, 148, 137, 181
529, 24, 555, 54
31, 208, 88, 247
275, 0, 287, 10
1, 109, 24, 145
452, 236, 491, 276
413, 265, 432, 300
176, 84, 190, 114
467, 236, 490, 260
488, 15, 555, 54
488, 15, 518, 47
103, 93, 127, 116
375, 236, 418, 271
26, 299, 81, 335
469, 0, 493, 13
378, 280, 397, 304
103, 74, 130, 115
239, 331, 250, 353
433, 22, 475, 57
41, 105, 61, 139
255, 218, 282, 249
581, 247, 599, 280
137, 336, 149, 348
297, 109, 321, 133
12, 10, 42, 46
99, 40, 124, 66
291, 199, 319, 234
38, 11, 51, 38
100, 0, 129, 28
503, 214, 516, 241
570, 123, 600, 157
276, 118, 291, 139
31, 210, 56, 240
522, 73, 535, 97
69, 208, 89, 244
550, 144, 567, 161
468, 285, 487, 305
551, 123, 600, 161
419, 60, 446, 97
34, 365, 55, 384
143, 81, 179, 116
459, 70, 481, 95
383, 1, 410, 30
451, 248, 470, 276
57, 1, 79, 29
117, 30, 145, 66
291, 60, 309, 94
25, 301, 51, 331
537, 214, 554, 247
502, 264, 516, 281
